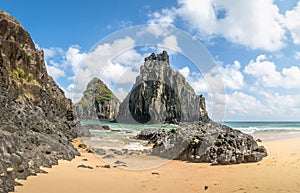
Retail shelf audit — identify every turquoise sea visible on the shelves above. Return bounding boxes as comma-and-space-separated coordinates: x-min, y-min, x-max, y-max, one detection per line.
81, 121, 178, 151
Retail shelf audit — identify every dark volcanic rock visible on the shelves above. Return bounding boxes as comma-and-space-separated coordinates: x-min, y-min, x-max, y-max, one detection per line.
74, 77, 120, 121
0, 11, 80, 192
137, 122, 267, 165
77, 124, 110, 131
77, 164, 93, 169
71, 124, 91, 137
117, 51, 209, 124
94, 148, 106, 155
137, 128, 168, 143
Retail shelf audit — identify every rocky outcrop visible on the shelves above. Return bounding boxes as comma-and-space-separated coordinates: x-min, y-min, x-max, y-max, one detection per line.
128, 53, 267, 165
137, 122, 267, 165
74, 77, 120, 121
0, 11, 81, 192
117, 51, 209, 124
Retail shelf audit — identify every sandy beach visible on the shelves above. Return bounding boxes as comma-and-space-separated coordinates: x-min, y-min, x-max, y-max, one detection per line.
12, 136, 300, 193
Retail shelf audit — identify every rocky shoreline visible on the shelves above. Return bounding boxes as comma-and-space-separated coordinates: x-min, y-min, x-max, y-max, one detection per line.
79, 121, 267, 165
137, 121, 267, 165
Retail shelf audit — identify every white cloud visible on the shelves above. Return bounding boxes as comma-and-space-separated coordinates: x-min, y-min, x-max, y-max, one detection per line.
258, 91, 300, 120
43, 47, 65, 60
225, 91, 263, 115
148, 8, 176, 26
179, 59, 244, 94
244, 55, 282, 87
244, 55, 300, 89
223, 89, 300, 120
45, 64, 65, 79
158, 35, 182, 53
295, 51, 300, 60
150, 0, 287, 51
64, 46, 86, 73
176, 0, 217, 34
284, 1, 300, 45
219, 60, 244, 90
178, 66, 190, 78
137, 25, 172, 39
43, 48, 55, 59
101, 62, 139, 84
137, 26, 183, 56
43, 45, 85, 81
113, 49, 143, 68
281, 66, 300, 88
115, 88, 128, 100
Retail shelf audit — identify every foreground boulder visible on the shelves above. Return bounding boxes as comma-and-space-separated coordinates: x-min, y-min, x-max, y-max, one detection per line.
137, 122, 267, 165
0, 11, 82, 192
117, 51, 209, 124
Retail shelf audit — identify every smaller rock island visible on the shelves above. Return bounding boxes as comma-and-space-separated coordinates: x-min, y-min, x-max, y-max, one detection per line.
74, 77, 120, 121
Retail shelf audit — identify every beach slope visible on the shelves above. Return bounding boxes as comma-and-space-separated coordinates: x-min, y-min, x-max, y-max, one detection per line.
13, 136, 300, 193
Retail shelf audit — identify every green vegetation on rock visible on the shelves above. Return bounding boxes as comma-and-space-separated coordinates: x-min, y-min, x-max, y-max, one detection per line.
10, 68, 41, 100
95, 93, 112, 105
26, 73, 33, 82
11, 68, 40, 85
11, 68, 25, 79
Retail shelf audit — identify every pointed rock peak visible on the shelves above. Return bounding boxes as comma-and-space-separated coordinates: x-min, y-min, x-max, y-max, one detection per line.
144, 50, 169, 62
83, 77, 116, 98
74, 77, 120, 121
88, 77, 106, 86
85, 77, 109, 91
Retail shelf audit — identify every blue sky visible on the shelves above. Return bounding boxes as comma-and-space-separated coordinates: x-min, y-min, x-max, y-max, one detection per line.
1, 0, 300, 121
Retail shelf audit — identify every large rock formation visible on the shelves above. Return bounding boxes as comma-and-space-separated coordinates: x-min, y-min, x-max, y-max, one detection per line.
128, 52, 267, 165
74, 77, 120, 121
0, 11, 81, 192
137, 122, 267, 165
117, 51, 209, 124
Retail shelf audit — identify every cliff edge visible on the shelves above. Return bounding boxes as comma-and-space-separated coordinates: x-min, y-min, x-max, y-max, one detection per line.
0, 11, 79, 192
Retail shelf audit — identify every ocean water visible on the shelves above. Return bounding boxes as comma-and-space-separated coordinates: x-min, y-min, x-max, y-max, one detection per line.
81, 121, 178, 151
223, 121, 300, 135
82, 121, 300, 151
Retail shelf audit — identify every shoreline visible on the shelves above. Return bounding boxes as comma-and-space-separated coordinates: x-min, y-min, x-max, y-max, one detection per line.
13, 135, 300, 193
252, 130, 300, 141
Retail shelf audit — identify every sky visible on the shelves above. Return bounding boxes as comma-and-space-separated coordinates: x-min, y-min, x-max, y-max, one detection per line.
1, 0, 300, 121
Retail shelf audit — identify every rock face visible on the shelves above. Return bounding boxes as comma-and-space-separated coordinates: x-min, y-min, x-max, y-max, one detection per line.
128, 52, 267, 165
0, 11, 81, 192
117, 51, 209, 124
137, 122, 267, 165
74, 77, 120, 121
